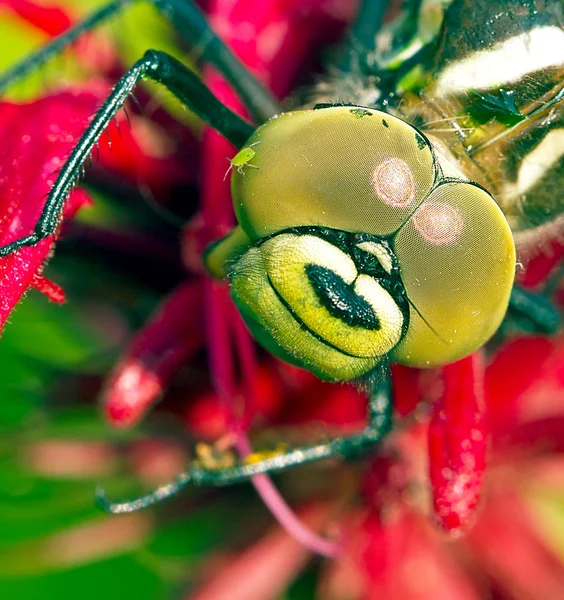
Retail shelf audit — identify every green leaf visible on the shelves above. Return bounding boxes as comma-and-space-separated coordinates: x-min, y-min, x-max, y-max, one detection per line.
0, 556, 165, 600
0, 290, 112, 376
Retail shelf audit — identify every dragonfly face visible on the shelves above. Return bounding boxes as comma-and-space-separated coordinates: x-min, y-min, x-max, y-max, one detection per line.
206, 106, 516, 381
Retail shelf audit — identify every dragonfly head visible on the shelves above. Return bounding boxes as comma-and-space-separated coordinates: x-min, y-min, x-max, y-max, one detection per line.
206, 106, 516, 381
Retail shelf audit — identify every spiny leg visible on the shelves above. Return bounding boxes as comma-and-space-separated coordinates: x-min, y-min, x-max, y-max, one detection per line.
97, 370, 393, 514
0, 0, 279, 122
0, 50, 255, 257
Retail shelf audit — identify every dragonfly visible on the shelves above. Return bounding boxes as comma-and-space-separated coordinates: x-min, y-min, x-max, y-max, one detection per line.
0, 0, 561, 513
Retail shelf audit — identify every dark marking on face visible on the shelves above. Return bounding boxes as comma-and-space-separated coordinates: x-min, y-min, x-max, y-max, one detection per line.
349, 108, 373, 118
305, 264, 381, 330
382, 119, 389, 128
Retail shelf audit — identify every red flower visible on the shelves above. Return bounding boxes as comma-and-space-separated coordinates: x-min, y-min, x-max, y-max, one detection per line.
317, 328, 564, 599
428, 354, 487, 532
103, 280, 205, 428
2, 1, 564, 598
2, 0, 72, 37
0, 89, 99, 323
0, 80, 190, 327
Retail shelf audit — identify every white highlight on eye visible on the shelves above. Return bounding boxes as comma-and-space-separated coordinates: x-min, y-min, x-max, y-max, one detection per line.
435, 26, 564, 95
356, 241, 393, 273
372, 158, 415, 207
412, 202, 463, 245
506, 128, 564, 197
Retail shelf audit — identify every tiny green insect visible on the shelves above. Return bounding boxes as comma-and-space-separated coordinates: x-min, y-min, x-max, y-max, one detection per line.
224, 141, 260, 181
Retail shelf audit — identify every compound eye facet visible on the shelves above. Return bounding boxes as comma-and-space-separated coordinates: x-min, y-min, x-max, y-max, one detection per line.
392, 181, 516, 367
231, 106, 438, 239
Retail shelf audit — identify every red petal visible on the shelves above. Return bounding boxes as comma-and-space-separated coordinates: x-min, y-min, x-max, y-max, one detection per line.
30, 273, 65, 303
490, 333, 564, 450
188, 504, 338, 600
518, 238, 564, 288
277, 376, 366, 431
94, 109, 199, 198
325, 507, 481, 600
184, 361, 287, 440
467, 489, 564, 599
0, 90, 100, 329
391, 364, 423, 417
103, 280, 205, 428
209, 0, 354, 97
428, 354, 487, 532
3, 0, 72, 36
486, 336, 555, 437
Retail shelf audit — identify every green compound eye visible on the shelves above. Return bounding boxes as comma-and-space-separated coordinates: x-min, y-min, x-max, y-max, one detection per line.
391, 181, 515, 367
207, 106, 516, 381
232, 107, 437, 239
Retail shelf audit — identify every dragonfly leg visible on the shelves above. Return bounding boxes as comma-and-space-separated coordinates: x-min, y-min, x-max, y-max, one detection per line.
0, 50, 255, 257
97, 371, 393, 514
